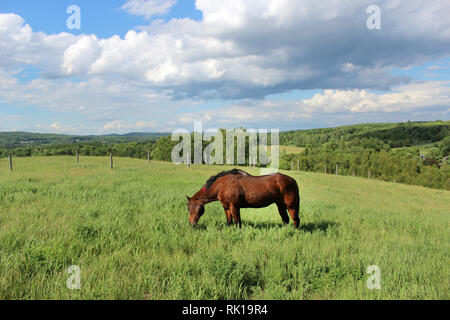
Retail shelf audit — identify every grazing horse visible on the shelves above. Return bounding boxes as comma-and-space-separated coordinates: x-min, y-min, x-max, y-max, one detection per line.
186, 169, 300, 228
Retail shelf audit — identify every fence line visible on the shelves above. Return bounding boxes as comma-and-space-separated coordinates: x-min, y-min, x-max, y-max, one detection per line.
1, 155, 395, 186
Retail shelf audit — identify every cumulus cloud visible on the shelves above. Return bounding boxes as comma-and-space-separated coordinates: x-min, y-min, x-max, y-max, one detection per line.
121, 0, 177, 19
2, 1, 450, 99
301, 82, 450, 114
1, 1, 450, 133
33, 122, 87, 134
175, 81, 450, 128
0, 13, 76, 75
0, 65, 197, 133
61, 35, 101, 76
102, 120, 160, 133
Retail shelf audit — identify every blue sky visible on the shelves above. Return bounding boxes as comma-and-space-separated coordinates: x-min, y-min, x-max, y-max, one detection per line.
0, 0, 202, 37
0, 0, 449, 134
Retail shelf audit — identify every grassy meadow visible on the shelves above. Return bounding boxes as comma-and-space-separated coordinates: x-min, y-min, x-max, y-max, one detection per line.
0, 156, 448, 299
279, 145, 305, 154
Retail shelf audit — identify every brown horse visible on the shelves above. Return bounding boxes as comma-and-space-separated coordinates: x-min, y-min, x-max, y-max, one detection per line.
187, 169, 300, 228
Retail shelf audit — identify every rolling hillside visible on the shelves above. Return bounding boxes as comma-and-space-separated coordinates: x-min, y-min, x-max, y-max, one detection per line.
0, 156, 448, 299
0, 131, 169, 148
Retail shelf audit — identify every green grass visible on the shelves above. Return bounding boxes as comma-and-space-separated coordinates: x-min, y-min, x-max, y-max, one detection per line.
391, 143, 436, 153
279, 145, 305, 154
0, 156, 448, 299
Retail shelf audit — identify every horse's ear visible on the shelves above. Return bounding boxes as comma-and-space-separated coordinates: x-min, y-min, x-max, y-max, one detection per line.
186, 195, 191, 201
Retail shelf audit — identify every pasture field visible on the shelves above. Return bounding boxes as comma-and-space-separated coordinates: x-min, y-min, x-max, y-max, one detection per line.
0, 156, 448, 299
279, 145, 305, 154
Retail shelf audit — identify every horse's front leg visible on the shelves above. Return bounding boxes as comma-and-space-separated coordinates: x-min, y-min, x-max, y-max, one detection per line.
223, 207, 232, 226
230, 205, 242, 228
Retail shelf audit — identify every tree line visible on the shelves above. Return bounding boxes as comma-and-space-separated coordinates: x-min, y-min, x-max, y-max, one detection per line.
1, 122, 449, 190
279, 136, 450, 190
280, 121, 449, 148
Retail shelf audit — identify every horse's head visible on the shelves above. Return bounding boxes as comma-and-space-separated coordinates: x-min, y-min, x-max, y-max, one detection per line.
186, 196, 205, 227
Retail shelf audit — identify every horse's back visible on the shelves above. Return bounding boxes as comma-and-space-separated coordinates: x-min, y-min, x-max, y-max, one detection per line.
238, 172, 298, 193
220, 172, 299, 208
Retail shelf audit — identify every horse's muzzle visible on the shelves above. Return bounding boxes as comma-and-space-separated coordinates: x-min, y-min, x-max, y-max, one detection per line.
190, 221, 197, 227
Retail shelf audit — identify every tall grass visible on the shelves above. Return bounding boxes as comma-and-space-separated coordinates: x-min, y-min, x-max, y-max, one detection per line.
0, 156, 448, 299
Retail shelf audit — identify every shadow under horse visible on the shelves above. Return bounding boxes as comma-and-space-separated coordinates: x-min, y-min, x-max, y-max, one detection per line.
187, 169, 300, 228
244, 220, 337, 233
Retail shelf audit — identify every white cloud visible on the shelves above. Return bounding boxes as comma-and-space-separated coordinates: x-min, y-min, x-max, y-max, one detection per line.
102, 120, 160, 133
175, 81, 450, 128
0, 13, 76, 74
50, 122, 63, 131
3, 1, 450, 99
428, 65, 448, 70
62, 35, 101, 76
1, 1, 450, 133
121, 0, 177, 19
301, 82, 450, 114
34, 122, 87, 134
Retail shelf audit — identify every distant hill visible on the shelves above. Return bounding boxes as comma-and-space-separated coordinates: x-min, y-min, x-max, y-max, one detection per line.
0, 131, 169, 148
2, 120, 448, 149
279, 120, 450, 148
1, 121, 449, 190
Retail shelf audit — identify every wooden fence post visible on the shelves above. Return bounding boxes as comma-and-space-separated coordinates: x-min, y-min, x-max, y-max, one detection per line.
110, 153, 113, 170
297, 160, 300, 171
76, 149, 79, 164
325, 165, 327, 174
147, 149, 151, 165
187, 153, 191, 168
368, 170, 371, 179
291, 161, 294, 171
9, 155, 12, 172
336, 164, 338, 175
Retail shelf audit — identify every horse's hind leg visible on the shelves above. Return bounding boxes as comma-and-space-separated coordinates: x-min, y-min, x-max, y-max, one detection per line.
284, 188, 300, 228
287, 206, 300, 228
276, 201, 290, 225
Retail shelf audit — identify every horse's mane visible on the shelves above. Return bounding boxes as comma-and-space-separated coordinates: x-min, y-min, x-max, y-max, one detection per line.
204, 169, 249, 190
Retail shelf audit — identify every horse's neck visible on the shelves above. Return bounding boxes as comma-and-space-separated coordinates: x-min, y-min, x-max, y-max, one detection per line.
196, 188, 218, 204
203, 191, 218, 204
